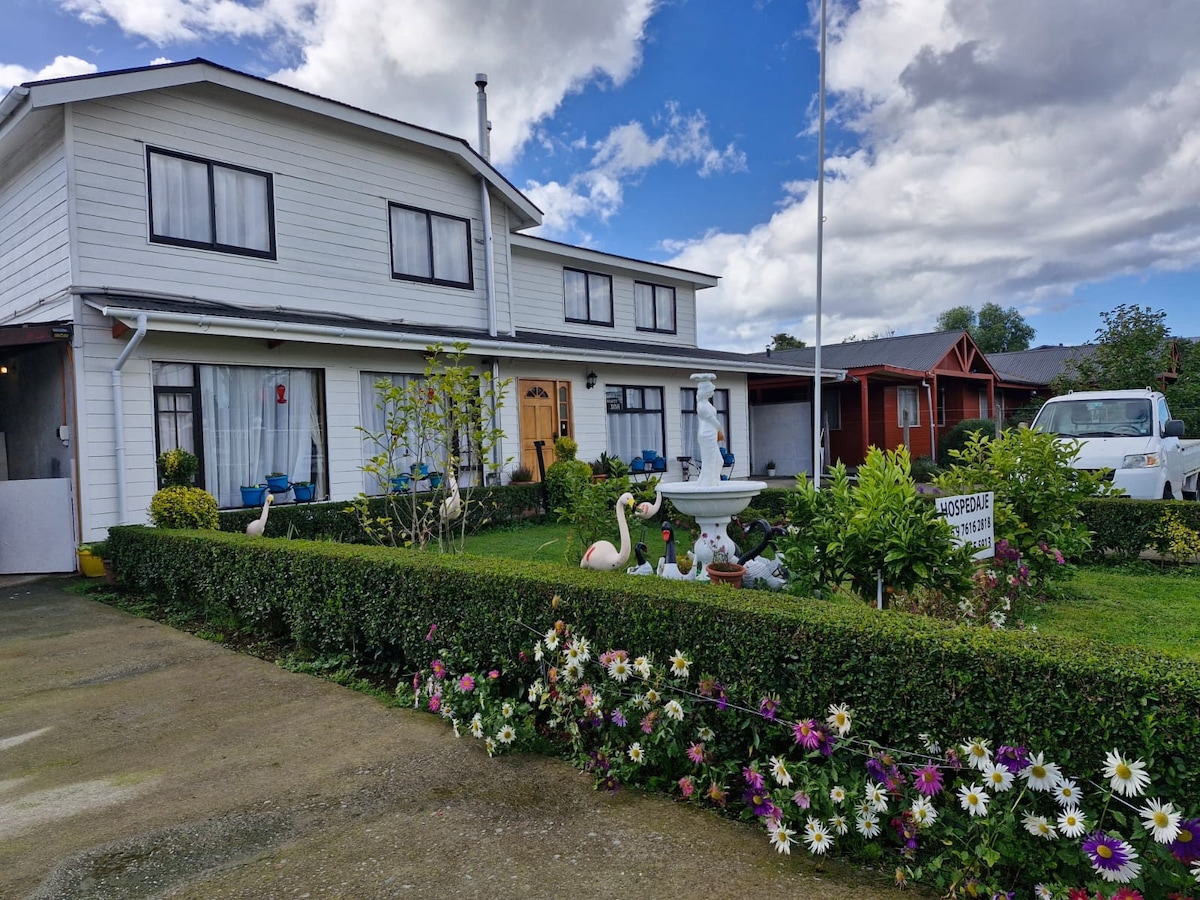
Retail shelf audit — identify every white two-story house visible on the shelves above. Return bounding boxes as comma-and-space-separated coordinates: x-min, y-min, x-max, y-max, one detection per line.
0, 59, 827, 573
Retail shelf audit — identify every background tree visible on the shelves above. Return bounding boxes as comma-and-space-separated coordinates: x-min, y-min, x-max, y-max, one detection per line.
935, 302, 1035, 353
1053, 304, 1172, 394
769, 332, 806, 351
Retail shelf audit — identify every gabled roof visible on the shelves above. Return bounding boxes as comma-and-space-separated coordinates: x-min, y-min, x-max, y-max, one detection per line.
758, 330, 978, 373
0, 58, 541, 229
988, 344, 1097, 387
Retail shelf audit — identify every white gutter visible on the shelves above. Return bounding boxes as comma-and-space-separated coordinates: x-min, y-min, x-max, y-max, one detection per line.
0, 85, 29, 123
112, 313, 148, 524
93, 303, 831, 378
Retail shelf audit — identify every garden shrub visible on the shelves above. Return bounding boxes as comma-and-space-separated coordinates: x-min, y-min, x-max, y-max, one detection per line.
156, 448, 199, 487
1080, 497, 1200, 561
148, 485, 219, 530
545, 437, 592, 515
938, 417, 995, 461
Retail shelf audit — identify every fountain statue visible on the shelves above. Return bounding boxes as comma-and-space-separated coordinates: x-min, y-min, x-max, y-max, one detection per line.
658, 373, 767, 581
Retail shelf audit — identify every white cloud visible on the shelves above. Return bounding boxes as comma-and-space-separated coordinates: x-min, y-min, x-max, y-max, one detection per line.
0, 56, 98, 94
668, 0, 1200, 351
526, 103, 746, 236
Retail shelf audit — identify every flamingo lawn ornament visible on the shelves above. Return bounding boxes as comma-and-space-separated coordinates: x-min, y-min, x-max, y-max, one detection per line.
626, 541, 654, 575
246, 493, 274, 536
657, 521, 692, 580
634, 488, 663, 521
580, 492, 635, 570
737, 519, 787, 590
440, 472, 463, 523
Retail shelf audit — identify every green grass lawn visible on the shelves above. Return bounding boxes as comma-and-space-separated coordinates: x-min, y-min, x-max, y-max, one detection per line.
465, 524, 1200, 659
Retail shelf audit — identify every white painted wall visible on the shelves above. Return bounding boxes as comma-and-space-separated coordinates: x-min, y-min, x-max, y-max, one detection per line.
750, 401, 812, 478
0, 113, 71, 321
68, 85, 509, 331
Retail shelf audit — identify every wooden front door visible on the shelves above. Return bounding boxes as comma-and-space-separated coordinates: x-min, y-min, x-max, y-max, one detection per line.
519, 379, 571, 479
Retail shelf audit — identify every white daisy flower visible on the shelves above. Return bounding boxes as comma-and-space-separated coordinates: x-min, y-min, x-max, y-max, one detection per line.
981, 761, 1014, 792
628, 742, 646, 764
1140, 798, 1182, 844
501, 701, 514, 718
563, 660, 583, 682
645, 688, 660, 705
697, 726, 715, 742
1192, 860, 1200, 884
829, 786, 846, 805
1035, 885, 1053, 900
1021, 813, 1056, 839
633, 655, 652, 678
826, 703, 853, 736
957, 783, 990, 817
855, 812, 881, 838
664, 699, 685, 721
632, 693, 650, 712
769, 823, 795, 855
866, 782, 889, 813
829, 814, 848, 835
496, 724, 516, 744
910, 796, 938, 826
1020, 752, 1062, 792
533, 641, 544, 661
485, 737, 496, 756
1054, 778, 1083, 807
803, 817, 832, 855
469, 713, 484, 738
527, 680, 543, 703
1104, 749, 1151, 798
961, 738, 991, 770
669, 650, 690, 679
769, 756, 793, 787
607, 657, 632, 682
1057, 806, 1087, 839
543, 629, 559, 651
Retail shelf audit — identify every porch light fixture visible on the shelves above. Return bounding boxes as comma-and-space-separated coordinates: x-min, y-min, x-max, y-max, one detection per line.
0, 365, 7, 375
586, 371, 597, 390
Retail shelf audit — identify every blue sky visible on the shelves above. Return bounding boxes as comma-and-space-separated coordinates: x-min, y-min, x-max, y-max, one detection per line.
3, 0, 1199, 353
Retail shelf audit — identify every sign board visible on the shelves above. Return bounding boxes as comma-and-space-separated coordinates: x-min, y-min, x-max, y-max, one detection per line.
935, 491, 995, 560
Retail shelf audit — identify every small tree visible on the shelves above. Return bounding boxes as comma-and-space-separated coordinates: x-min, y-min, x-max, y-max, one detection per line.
1053, 303, 1172, 394
770, 332, 806, 351
352, 343, 510, 552
936, 302, 1035, 353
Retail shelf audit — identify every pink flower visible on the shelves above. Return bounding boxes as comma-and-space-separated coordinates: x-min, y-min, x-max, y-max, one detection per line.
488, 669, 500, 679
793, 790, 811, 808
678, 776, 696, 798
458, 674, 475, 692
430, 659, 446, 679
793, 719, 820, 749
428, 693, 442, 713
425, 623, 438, 642
686, 742, 707, 765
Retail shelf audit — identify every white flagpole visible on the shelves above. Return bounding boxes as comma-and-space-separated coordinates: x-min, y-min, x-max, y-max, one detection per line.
813, 0, 827, 487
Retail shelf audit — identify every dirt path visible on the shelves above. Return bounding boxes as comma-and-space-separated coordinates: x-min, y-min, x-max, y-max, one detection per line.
0, 577, 918, 899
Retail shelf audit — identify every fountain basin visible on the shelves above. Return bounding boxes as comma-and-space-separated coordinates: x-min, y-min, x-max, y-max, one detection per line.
658, 480, 768, 581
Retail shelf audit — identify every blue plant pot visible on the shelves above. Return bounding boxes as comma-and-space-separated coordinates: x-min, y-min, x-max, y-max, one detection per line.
292, 482, 316, 502
391, 474, 412, 492
240, 485, 268, 507
427, 473, 443, 489
266, 474, 290, 492
410, 462, 428, 479
642, 449, 658, 462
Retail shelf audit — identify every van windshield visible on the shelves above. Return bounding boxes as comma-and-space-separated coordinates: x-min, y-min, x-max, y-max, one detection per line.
1033, 399, 1152, 437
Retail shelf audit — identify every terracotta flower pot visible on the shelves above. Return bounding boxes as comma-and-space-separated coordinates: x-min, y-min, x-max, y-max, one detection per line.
706, 563, 746, 587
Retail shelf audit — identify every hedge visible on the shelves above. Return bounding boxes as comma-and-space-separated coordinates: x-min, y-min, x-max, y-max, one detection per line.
107, 525, 1200, 809
216, 483, 547, 541
1080, 496, 1200, 560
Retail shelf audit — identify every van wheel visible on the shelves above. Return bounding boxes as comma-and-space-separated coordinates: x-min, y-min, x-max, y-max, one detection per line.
1163, 483, 1174, 500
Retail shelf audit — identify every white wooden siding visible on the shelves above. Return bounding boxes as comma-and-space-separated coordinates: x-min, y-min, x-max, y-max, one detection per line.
68, 84, 509, 330
0, 117, 71, 319
509, 246, 699, 346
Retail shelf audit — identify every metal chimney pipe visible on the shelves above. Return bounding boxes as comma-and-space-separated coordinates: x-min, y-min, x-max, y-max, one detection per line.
475, 73, 490, 161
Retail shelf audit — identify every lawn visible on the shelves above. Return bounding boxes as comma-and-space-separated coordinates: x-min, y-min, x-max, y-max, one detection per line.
464, 523, 1200, 659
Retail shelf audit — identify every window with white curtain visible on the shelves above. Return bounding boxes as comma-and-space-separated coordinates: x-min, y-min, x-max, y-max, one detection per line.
564, 268, 614, 326
898, 386, 920, 428
606, 385, 664, 463
147, 148, 274, 258
680, 387, 729, 463
635, 282, 676, 333
388, 203, 473, 288
152, 362, 325, 508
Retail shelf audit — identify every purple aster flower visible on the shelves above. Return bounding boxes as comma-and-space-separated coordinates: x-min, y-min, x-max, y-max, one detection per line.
430, 659, 446, 679
945, 747, 964, 770
995, 744, 1030, 775
866, 754, 887, 784
815, 727, 835, 757
716, 685, 729, 711
458, 673, 475, 692
743, 786, 777, 819
913, 765, 944, 797
1170, 817, 1200, 863
640, 711, 659, 734
792, 719, 821, 750
610, 708, 627, 727
1082, 831, 1140, 883
759, 695, 780, 721
425, 623, 438, 641
793, 790, 811, 809
743, 765, 765, 792
428, 693, 441, 713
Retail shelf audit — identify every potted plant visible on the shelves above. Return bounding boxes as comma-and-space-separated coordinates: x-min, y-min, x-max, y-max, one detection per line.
705, 547, 745, 587
292, 481, 317, 502
766, 460, 777, 477
589, 458, 607, 482
391, 473, 412, 492
265, 472, 290, 492
76, 542, 107, 578
510, 464, 534, 483
427, 472, 444, 489
410, 461, 429, 479
240, 484, 268, 506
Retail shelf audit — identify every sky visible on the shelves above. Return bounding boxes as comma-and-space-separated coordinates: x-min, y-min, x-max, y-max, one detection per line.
2, 0, 1199, 354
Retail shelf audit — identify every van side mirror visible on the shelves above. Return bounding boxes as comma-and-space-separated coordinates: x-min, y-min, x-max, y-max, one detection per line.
1165, 419, 1185, 438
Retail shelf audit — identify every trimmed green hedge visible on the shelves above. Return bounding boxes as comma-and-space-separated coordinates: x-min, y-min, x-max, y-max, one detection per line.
216, 483, 547, 540
107, 525, 1200, 807
1080, 497, 1200, 560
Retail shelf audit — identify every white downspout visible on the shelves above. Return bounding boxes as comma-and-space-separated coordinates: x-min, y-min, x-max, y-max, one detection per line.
492, 359, 503, 479
112, 314, 148, 524
476, 74, 497, 337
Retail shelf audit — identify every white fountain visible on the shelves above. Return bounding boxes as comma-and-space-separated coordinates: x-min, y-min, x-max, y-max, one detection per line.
658, 373, 767, 581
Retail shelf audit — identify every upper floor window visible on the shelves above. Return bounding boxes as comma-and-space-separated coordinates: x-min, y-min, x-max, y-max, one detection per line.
388, 203, 473, 288
635, 282, 676, 333
147, 148, 275, 258
564, 268, 613, 326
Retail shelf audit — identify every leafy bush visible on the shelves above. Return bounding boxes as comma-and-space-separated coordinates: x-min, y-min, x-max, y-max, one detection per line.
1080, 498, 1200, 560
156, 448, 199, 487
148, 486, 219, 530
776, 446, 975, 603
938, 417, 995, 462
934, 426, 1112, 586
556, 473, 656, 564
910, 454, 939, 483
545, 458, 591, 515
553, 435, 579, 461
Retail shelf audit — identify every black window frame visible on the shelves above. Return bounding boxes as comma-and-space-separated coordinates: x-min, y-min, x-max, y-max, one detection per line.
146, 147, 277, 259
634, 281, 677, 334
387, 202, 474, 289
563, 267, 615, 327
152, 363, 206, 489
